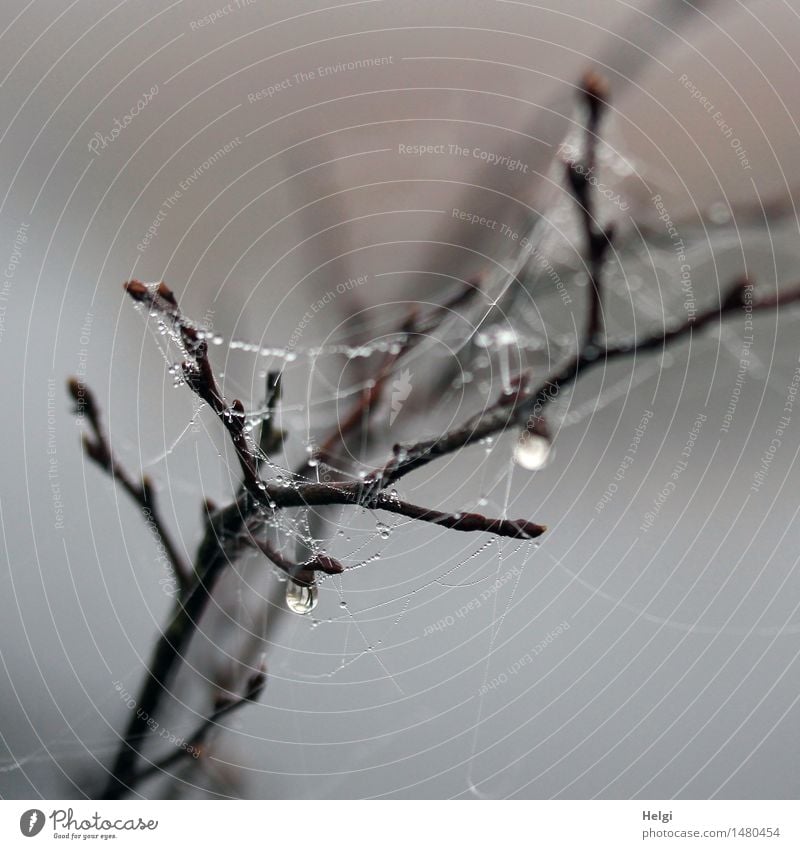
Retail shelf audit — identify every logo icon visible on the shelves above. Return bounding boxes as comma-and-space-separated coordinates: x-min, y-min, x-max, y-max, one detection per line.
390, 369, 413, 426
19, 809, 45, 837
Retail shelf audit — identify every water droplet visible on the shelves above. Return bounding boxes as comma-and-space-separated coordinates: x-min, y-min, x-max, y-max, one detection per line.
474, 326, 518, 350
285, 581, 318, 615
708, 201, 731, 225
376, 522, 391, 540
339, 600, 348, 608
211, 335, 224, 346
513, 430, 552, 471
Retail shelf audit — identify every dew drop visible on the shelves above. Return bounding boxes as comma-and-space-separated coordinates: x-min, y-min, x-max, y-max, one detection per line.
285, 581, 318, 615
376, 522, 391, 540
582, 344, 600, 361
339, 600, 348, 608
474, 326, 518, 350
513, 430, 552, 471
708, 201, 731, 225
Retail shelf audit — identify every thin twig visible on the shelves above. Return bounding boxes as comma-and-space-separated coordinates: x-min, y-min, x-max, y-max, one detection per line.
130, 661, 267, 785
123, 280, 543, 540
68, 379, 191, 591
93, 73, 800, 803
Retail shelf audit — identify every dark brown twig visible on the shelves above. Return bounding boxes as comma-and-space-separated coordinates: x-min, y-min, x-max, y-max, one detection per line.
130, 661, 267, 786
95, 278, 510, 799
123, 280, 542, 540
92, 74, 800, 803
562, 72, 614, 346
246, 532, 345, 586
68, 379, 191, 591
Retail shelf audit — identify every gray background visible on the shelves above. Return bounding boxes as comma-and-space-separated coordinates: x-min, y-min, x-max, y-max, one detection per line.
1, 0, 800, 799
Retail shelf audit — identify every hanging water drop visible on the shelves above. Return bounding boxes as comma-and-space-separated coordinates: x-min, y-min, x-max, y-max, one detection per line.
376, 522, 391, 540
513, 430, 552, 470
285, 581, 318, 615
474, 326, 518, 350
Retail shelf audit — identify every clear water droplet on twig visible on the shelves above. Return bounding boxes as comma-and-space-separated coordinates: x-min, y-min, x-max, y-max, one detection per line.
285, 581, 318, 615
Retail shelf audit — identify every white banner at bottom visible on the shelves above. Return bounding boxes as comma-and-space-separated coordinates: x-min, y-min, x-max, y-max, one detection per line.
1, 799, 797, 848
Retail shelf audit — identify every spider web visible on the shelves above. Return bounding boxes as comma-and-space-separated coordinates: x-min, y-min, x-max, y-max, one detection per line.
6, 115, 797, 801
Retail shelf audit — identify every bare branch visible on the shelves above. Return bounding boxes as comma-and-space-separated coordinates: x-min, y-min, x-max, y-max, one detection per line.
124, 280, 542, 541
131, 661, 267, 785
68, 378, 191, 591
95, 75, 800, 803
245, 532, 345, 586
